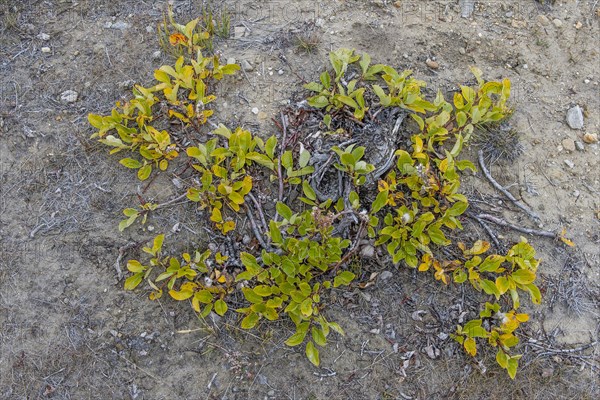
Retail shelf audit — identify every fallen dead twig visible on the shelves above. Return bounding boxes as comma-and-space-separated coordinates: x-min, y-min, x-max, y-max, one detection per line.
466, 212, 501, 248
472, 213, 556, 239
244, 203, 269, 250
478, 150, 540, 222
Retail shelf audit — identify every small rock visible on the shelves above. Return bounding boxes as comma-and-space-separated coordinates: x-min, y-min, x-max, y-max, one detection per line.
537, 15, 550, 26
251, 107, 259, 115
459, 47, 466, 55
564, 159, 575, 169
505, 11, 513, 18
561, 138, 576, 152
278, 69, 284, 75
583, 133, 598, 144
566, 105, 584, 129
146, 25, 154, 33
393, 1, 402, 8
542, 368, 554, 378
226, 57, 236, 65
257, 111, 267, 120
152, 50, 161, 60
424, 344, 440, 359
37, 32, 50, 41
41, 47, 51, 53
234, 26, 246, 39
574, 21, 583, 30
242, 235, 251, 245
241, 60, 253, 72
426, 58, 439, 69
360, 245, 375, 259
315, 18, 325, 28
574, 141, 585, 151
267, 390, 275, 397
147, 225, 155, 232
552, 18, 563, 28
379, 271, 394, 281
411, 310, 426, 321
60, 90, 78, 103
110, 21, 131, 30
370, 328, 380, 334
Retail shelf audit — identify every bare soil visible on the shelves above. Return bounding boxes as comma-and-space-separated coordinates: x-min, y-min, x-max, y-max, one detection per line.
1, 1, 598, 399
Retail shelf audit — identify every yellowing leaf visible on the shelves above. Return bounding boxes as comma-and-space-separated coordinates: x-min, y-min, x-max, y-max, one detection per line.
214, 299, 228, 316
464, 337, 477, 356
305, 341, 320, 366
169, 289, 193, 301
241, 312, 259, 329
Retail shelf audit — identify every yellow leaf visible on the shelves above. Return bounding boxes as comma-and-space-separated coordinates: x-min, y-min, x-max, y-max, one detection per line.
464, 337, 477, 356
305, 341, 320, 366
169, 289, 193, 301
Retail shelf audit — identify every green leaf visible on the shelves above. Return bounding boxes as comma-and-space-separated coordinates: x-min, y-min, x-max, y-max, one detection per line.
511, 269, 535, 285
88, 114, 104, 129
480, 279, 501, 299
328, 322, 345, 336
241, 312, 259, 329
119, 158, 141, 169
285, 322, 309, 346
299, 148, 311, 168
305, 341, 320, 366
311, 327, 327, 347
269, 220, 283, 244
526, 283, 542, 304
496, 349, 508, 369
302, 180, 317, 201
137, 164, 152, 181
300, 298, 313, 317
126, 260, 144, 273
371, 190, 388, 213
214, 299, 228, 316
276, 202, 293, 220
333, 271, 355, 288
124, 273, 143, 290
152, 234, 164, 254
507, 357, 518, 379
195, 290, 213, 304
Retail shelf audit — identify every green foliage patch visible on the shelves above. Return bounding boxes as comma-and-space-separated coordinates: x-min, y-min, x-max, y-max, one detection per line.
88, 15, 566, 379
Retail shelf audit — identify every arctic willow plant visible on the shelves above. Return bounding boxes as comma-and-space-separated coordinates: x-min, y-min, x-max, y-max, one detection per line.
89, 17, 552, 378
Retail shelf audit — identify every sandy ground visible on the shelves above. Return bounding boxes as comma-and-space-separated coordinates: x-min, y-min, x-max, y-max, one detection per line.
1, 0, 599, 399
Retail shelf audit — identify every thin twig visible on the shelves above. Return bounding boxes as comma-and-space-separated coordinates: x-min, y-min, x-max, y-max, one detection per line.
466, 212, 501, 248
478, 150, 540, 221
278, 111, 288, 203
247, 192, 268, 232
244, 203, 269, 250
474, 213, 556, 239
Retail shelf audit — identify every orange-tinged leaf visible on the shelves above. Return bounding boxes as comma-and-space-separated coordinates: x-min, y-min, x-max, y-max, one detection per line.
464, 337, 477, 356
169, 33, 186, 45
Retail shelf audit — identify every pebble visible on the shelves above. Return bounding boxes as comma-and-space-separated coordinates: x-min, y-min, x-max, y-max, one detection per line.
575, 141, 585, 151
552, 18, 563, 28
60, 90, 78, 103
537, 15, 550, 26
242, 235, 251, 245
257, 111, 267, 120
564, 159, 575, 168
146, 25, 154, 33
152, 50, 161, 60
561, 138, 576, 152
241, 60, 253, 72
459, 47, 466, 55
41, 47, 51, 53
226, 57, 236, 65
425, 58, 439, 69
360, 245, 375, 259
379, 271, 394, 281
234, 26, 246, 39
315, 18, 325, 28
278, 69, 284, 75
107, 21, 131, 30
251, 107, 259, 115
37, 32, 50, 40
583, 133, 598, 144
574, 21, 583, 30
566, 105, 584, 129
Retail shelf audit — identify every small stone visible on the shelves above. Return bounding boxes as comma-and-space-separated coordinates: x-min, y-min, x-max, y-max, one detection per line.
110, 21, 131, 30
152, 50, 161, 60
147, 225, 155, 232
267, 390, 275, 397
505, 11, 513, 18
574, 21, 583, 29
584, 79, 590, 84
561, 138, 576, 152
537, 15, 550, 26
424, 344, 440, 359
257, 111, 267, 120
226, 57, 236, 65
459, 47, 466, 55
146, 25, 154, 33
41, 47, 51, 53
360, 245, 375, 258
552, 18, 563, 28
251, 107, 259, 115
379, 271, 394, 281
60, 90, 78, 103
242, 235, 251, 245
575, 141, 585, 151
564, 159, 575, 168
278, 69, 284, 75
37, 32, 50, 40
234, 26, 246, 39
315, 18, 325, 28
393, 1, 402, 8
542, 368, 554, 378
426, 58, 439, 69
241, 60, 253, 72
566, 105, 584, 129
582, 133, 598, 144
